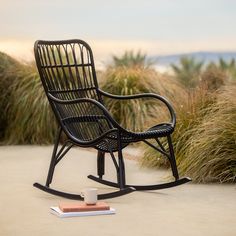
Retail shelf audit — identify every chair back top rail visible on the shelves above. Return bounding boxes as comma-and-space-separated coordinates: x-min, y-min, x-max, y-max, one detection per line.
34, 39, 100, 100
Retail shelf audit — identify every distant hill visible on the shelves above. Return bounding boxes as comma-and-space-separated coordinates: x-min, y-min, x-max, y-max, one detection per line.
152, 51, 236, 66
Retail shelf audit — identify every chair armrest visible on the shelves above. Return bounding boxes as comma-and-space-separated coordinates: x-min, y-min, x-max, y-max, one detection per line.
47, 93, 127, 137
98, 89, 176, 127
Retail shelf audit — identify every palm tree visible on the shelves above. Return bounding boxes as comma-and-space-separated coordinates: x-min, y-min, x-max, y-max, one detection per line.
111, 50, 150, 68
219, 58, 236, 80
171, 56, 204, 88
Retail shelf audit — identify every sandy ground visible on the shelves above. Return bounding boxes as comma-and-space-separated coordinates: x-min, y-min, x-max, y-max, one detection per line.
0, 145, 235, 236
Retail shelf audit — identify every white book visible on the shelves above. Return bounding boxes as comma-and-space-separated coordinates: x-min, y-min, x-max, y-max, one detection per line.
50, 206, 116, 218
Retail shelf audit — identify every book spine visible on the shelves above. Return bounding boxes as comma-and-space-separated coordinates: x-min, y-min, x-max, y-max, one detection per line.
60, 206, 110, 212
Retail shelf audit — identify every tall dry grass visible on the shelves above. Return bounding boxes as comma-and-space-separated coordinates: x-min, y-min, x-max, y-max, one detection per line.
100, 66, 184, 132
178, 85, 236, 183
0, 52, 22, 140
140, 86, 217, 169
141, 58, 236, 182
173, 87, 217, 164
1, 50, 235, 182
3, 62, 57, 144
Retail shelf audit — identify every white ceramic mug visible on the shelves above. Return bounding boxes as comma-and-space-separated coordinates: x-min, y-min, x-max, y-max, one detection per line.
81, 188, 98, 205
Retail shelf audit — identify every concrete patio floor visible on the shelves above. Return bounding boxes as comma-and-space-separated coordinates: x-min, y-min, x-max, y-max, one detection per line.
0, 145, 235, 236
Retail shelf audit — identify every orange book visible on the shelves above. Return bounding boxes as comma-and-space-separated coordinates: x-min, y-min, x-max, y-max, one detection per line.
59, 202, 110, 212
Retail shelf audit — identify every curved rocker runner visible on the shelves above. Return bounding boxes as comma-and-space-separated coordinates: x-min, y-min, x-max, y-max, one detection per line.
33, 183, 135, 200
87, 175, 191, 191
33, 39, 191, 200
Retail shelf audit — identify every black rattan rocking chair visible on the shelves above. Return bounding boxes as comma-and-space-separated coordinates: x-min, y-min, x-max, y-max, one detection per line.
33, 39, 191, 200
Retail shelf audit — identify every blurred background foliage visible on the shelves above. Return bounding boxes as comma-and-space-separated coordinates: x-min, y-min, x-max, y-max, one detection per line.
0, 50, 235, 183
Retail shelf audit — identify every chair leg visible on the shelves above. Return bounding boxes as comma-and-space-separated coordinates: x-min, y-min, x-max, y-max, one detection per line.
118, 151, 126, 189
46, 128, 62, 187
35, 131, 135, 200
167, 135, 179, 180
117, 134, 126, 189
88, 135, 191, 192
97, 151, 105, 179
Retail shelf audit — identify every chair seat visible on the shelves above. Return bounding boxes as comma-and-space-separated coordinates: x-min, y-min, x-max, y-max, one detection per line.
142, 123, 174, 138
95, 123, 174, 152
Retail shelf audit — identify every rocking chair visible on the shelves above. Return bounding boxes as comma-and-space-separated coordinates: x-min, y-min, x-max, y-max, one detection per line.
33, 39, 191, 200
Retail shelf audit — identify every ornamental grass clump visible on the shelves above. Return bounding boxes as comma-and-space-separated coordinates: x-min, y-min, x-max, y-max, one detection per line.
0, 52, 21, 140
173, 87, 217, 163
140, 86, 217, 169
4, 62, 57, 144
200, 63, 227, 91
178, 85, 236, 183
100, 66, 183, 132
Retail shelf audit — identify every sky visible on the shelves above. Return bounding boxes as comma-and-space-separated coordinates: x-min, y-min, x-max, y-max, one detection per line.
1, 0, 236, 63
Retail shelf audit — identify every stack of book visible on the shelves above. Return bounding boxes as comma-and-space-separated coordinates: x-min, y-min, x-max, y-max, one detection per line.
50, 202, 115, 217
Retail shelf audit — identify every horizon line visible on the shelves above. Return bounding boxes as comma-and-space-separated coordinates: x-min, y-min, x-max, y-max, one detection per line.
1, 38, 236, 63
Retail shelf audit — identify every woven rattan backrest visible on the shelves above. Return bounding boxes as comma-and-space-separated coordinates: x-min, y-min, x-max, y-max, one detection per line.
34, 39, 101, 101
34, 40, 113, 142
